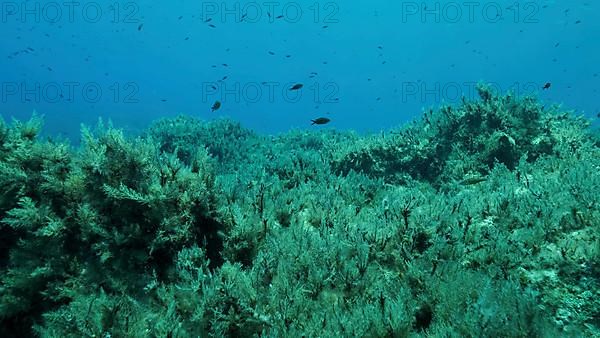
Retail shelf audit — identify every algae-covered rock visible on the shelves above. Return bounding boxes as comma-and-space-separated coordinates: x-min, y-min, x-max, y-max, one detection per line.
334, 84, 594, 187
1, 87, 599, 337
0, 117, 222, 336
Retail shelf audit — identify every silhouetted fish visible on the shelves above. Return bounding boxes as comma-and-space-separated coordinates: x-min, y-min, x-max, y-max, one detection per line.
211, 100, 221, 112
311, 117, 330, 125
289, 83, 303, 90
542, 82, 551, 90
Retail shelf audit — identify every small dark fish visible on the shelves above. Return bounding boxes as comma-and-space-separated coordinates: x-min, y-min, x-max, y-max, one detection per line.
575, 20, 581, 24
221, 75, 228, 80
211, 100, 221, 112
542, 82, 551, 90
311, 117, 330, 125
161, 99, 167, 102
289, 83, 303, 91
178, 16, 183, 20
268, 51, 275, 55
204, 18, 212, 23
460, 176, 487, 185
208, 24, 216, 28
184, 37, 189, 40
276, 15, 284, 19
222, 63, 228, 67
138, 23, 144, 31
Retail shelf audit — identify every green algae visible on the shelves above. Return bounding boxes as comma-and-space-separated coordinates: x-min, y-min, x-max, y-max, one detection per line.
0, 85, 598, 337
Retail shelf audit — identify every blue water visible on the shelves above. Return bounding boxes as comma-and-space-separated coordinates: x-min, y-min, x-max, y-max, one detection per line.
1, 1, 598, 136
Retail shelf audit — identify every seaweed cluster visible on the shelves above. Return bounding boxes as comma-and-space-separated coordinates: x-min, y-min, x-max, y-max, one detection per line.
0, 85, 598, 337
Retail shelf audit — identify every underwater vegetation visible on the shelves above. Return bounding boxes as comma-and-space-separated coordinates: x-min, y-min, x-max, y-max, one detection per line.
0, 85, 599, 337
